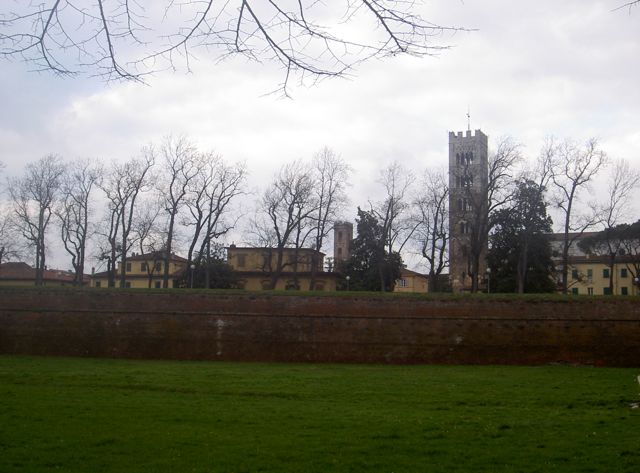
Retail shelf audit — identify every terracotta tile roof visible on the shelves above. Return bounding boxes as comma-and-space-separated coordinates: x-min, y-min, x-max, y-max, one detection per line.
126, 252, 188, 263
0, 262, 79, 283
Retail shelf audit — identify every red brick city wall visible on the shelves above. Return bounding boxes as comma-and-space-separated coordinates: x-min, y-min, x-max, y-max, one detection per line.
1, 289, 639, 366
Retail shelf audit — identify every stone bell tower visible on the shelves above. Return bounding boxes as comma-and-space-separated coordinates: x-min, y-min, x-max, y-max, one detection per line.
448, 129, 488, 292
333, 221, 353, 264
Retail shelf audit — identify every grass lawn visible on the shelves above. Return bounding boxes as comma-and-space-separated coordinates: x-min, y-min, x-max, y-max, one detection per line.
0, 356, 639, 472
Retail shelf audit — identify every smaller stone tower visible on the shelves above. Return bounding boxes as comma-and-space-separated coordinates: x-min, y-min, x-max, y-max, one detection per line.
333, 221, 353, 263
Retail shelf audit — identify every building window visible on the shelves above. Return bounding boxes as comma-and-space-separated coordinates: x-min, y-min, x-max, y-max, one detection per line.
95, 281, 101, 288
285, 281, 300, 290
155, 281, 161, 288
398, 279, 408, 288
586, 269, 593, 282
125, 282, 131, 288
126, 262, 132, 272
237, 254, 246, 268
155, 262, 162, 272
603, 287, 611, 295
571, 269, 578, 280
621, 268, 628, 278
602, 268, 610, 279
587, 287, 593, 296
621, 287, 628, 295
141, 263, 147, 272
338, 231, 343, 241
571, 287, 578, 295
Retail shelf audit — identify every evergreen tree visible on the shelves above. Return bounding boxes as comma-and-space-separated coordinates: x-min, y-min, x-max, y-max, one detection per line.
488, 180, 555, 293
339, 208, 403, 291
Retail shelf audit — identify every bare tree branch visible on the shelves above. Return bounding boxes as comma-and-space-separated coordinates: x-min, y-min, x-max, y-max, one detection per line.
0, 1, 462, 92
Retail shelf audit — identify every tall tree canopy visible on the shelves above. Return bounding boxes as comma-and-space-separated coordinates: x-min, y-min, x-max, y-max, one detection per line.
488, 180, 555, 293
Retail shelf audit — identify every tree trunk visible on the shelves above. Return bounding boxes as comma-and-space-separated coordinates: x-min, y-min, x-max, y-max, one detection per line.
517, 240, 529, 294
163, 212, 176, 288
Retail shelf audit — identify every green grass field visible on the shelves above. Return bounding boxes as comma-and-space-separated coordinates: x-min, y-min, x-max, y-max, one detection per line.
1, 356, 638, 472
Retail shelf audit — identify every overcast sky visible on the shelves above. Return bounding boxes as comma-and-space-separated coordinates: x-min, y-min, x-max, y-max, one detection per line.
1, 0, 639, 271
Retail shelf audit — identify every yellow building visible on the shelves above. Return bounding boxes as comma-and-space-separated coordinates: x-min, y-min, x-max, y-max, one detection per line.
227, 245, 338, 291
394, 268, 429, 293
90, 252, 187, 288
562, 257, 638, 296
549, 233, 639, 296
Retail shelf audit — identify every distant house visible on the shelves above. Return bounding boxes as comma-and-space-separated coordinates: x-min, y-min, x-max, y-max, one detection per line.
394, 268, 428, 293
226, 245, 338, 291
548, 233, 639, 296
0, 262, 82, 286
90, 252, 188, 288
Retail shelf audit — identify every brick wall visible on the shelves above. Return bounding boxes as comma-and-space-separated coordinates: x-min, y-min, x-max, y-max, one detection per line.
1, 289, 638, 366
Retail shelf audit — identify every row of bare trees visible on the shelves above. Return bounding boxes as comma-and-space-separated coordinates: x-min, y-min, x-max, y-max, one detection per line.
0, 137, 247, 287
1, 135, 637, 292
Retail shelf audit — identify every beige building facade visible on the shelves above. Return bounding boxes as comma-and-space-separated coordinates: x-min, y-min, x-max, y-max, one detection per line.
227, 245, 338, 291
90, 252, 187, 288
394, 268, 429, 293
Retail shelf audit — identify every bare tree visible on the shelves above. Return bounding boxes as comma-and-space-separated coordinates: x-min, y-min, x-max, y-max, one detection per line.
551, 138, 607, 294
132, 198, 165, 288
458, 137, 521, 292
55, 160, 102, 285
95, 196, 122, 287
579, 159, 640, 293
0, 209, 21, 265
0, 163, 19, 264
185, 153, 247, 288
615, 1, 640, 12
9, 155, 66, 285
411, 168, 449, 292
368, 162, 415, 291
157, 136, 199, 288
253, 160, 317, 289
307, 147, 351, 290
0, 2, 459, 93
373, 162, 415, 254
98, 151, 155, 287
